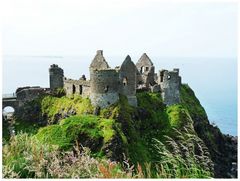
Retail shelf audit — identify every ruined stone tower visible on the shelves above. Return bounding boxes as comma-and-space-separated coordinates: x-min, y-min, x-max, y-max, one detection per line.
49, 64, 64, 90
119, 55, 137, 107
89, 50, 119, 108
136, 53, 155, 88
159, 69, 181, 105
55, 50, 181, 108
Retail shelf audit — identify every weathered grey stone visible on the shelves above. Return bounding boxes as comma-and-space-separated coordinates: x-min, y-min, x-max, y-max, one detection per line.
90, 50, 110, 71
16, 87, 48, 102
159, 69, 181, 105
119, 55, 137, 96
151, 84, 160, 93
62, 50, 181, 107
49, 64, 64, 90
90, 93, 119, 108
8, 50, 182, 110
64, 79, 90, 97
136, 53, 155, 88
89, 68, 119, 108
126, 95, 138, 107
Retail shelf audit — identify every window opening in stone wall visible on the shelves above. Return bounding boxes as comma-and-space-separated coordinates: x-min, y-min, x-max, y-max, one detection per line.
79, 85, 83, 95
145, 67, 149, 71
73, 84, 76, 94
168, 75, 171, 80
140, 67, 144, 73
104, 85, 109, 93
160, 72, 164, 82
123, 77, 128, 86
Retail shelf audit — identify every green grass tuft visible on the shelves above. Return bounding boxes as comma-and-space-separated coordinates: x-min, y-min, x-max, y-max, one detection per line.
40, 95, 94, 123
180, 84, 208, 120
35, 115, 117, 150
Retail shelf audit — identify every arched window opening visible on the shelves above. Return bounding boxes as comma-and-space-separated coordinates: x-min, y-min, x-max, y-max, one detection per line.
140, 67, 144, 73
72, 84, 76, 94
145, 67, 149, 71
168, 75, 171, 80
123, 77, 128, 86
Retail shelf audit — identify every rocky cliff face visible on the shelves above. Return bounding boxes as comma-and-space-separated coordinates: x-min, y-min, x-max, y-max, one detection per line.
180, 84, 237, 178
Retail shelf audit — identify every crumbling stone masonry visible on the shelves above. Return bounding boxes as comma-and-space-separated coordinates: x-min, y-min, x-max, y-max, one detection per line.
6, 50, 182, 111
158, 69, 181, 106
48, 50, 181, 108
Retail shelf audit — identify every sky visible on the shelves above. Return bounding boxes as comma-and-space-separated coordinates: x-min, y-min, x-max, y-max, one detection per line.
0, 0, 238, 135
1, 0, 238, 58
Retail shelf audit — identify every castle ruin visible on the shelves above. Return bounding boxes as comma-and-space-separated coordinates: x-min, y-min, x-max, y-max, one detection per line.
49, 50, 182, 108
3, 50, 182, 115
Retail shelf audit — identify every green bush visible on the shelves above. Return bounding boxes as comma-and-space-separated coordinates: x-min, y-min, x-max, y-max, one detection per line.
52, 88, 66, 97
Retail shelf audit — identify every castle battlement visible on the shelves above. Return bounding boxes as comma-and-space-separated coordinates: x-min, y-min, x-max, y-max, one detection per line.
49, 50, 182, 108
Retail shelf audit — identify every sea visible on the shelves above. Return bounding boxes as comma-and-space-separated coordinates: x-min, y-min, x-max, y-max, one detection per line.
2, 55, 238, 136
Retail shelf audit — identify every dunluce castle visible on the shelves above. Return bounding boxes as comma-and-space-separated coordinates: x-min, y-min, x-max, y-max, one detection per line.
3, 50, 181, 111
51, 50, 181, 108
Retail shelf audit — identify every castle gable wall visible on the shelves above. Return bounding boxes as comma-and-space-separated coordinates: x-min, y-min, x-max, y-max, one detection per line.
90, 50, 110, 70
119, 55, 138, 107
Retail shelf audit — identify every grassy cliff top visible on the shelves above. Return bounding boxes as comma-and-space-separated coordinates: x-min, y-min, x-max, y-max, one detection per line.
3, 84, 218, 178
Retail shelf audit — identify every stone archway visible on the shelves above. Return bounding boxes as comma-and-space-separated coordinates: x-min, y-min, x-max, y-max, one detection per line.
2, 98, 19, 120
3, 106, 15, 120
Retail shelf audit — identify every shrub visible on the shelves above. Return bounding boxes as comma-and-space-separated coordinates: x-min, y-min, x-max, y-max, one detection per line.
52, 88, 66, 97
2, 133, 135, 178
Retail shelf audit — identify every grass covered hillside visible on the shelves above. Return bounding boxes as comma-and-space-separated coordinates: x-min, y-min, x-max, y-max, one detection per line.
3, 84, 235, 178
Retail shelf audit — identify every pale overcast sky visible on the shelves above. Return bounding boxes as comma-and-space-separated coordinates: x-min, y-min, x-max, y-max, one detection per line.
1, 0, 238, 58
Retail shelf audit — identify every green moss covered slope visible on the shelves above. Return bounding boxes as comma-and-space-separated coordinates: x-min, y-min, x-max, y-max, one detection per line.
6, 84, 233, 178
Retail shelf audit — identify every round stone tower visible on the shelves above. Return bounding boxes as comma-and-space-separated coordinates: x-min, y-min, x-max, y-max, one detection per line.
89, 50, 119, 108
90, 69, 119, 108
49, 64, 64, 90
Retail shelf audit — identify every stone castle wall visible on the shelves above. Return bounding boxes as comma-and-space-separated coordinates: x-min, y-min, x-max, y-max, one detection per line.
16, 87, 49, 106
89, 69, 119, 108
119, 56, 138, 107
64, 79, 90, 97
